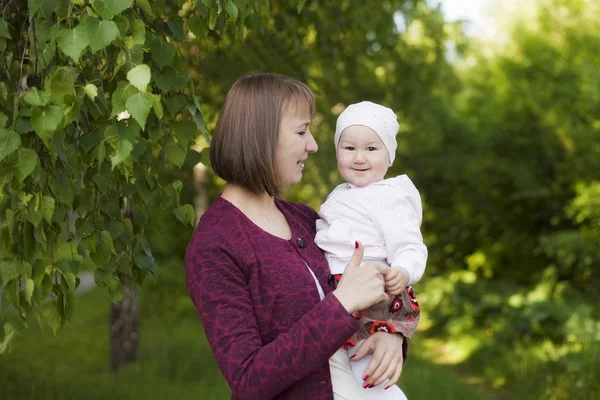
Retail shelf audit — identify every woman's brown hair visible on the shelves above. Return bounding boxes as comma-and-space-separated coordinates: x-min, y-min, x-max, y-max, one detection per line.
209, 73, 315, 197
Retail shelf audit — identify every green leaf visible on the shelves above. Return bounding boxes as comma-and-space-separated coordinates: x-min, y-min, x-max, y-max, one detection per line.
224, 0, 238, 22
48, 67, 79, 106
40, 196, 55, 223
0, 129, 21, 161
113, 14, 130, 35
125, 92, 153, 129
187, 15, 209, 39
208, 6, 219, 30
44, 304, 61, 335
61, 272, 77, 292
0, 19, 11, 39
91, 0, 131, 21
101, 230, 117, 256
135, 0, 155, 20
187, 103, 210, 144
135, 253, 155, 274
110, 139, 133, 168
0, 112, 8, 128
166, 19, 186, 42
24, 88, 51, 106
111, 82, 138, 117
56, 25, 89, 62
154, 66, 189, 93
24, 279, 35, 304
166, 142, 186, 168
174, 204, 195, 226
172, 180, 183, 198
14, 148, 39, 182
26, 210, 42, 227
79, 127, 104, 153
76, 218, 94, 239
297, 0, 307, 13
126, 64, 151, 92
0, 260, 19, 284
131, 18, 145, 45
83, 16, 119, 53
152, 95, 163, 119
84, 83, 98, 101
165, 94, 187, 117
0, 19, 10, 39
172, 120, 196, 148
31, 105, 63, 142
0, 82, 7, 101
149, 38, 175, 70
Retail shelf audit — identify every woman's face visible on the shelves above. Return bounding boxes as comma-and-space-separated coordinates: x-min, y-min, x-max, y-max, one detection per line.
274, 107, 317, 186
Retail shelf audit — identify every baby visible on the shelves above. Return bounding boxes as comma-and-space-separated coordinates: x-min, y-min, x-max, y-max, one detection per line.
316, 101, 427, 399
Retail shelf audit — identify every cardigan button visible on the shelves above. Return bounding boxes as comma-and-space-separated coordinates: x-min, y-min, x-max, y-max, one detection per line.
327, 274, 335, 286
297, 237, 306, 248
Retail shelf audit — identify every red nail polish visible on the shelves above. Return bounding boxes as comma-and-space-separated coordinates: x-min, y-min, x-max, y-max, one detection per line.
355, 241, 358, 249
362, 382, 368, 388
350, 355, 356, 359
368, 384, 375, 388
385, 386, 390, 390
363, 375, 369, 380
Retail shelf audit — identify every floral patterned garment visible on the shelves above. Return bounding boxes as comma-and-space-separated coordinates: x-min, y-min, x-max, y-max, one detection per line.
329, 274, 420, 349
185, 196, 361, 400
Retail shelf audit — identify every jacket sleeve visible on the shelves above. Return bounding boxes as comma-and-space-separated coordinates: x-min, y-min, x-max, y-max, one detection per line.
185, 236, 359, 400
368, 181, 428, 285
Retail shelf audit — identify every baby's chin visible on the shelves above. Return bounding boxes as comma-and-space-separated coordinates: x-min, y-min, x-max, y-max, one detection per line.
345, 177, 380, 187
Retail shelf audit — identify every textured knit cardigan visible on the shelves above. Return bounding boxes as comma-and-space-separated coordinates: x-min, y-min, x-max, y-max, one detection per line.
185, 196, 361, 399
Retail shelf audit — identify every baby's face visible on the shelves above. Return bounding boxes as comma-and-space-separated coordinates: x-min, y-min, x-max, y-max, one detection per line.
336, 125, 390, 187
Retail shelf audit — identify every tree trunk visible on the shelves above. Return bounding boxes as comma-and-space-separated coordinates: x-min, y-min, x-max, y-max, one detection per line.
109, 280, 139, 372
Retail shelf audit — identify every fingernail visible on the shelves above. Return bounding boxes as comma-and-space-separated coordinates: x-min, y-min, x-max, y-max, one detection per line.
368, 384, 375, 389
385, 386, 390, 390
350, 355, 356, 359
355, 241, 358, 249
362, 382, 369, 388
363, 375, 369, 380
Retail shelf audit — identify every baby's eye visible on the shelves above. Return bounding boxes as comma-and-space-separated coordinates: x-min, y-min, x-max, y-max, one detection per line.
367, 147, 376, 151
345, 146, 355, 151
298, 131, 306, 136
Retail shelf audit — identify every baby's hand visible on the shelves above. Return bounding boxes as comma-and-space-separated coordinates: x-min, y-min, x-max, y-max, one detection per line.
384, 267, 410, 295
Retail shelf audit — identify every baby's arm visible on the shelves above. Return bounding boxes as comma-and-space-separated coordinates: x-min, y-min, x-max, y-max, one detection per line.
369, 176, 428, 287
382, 266, 410, 295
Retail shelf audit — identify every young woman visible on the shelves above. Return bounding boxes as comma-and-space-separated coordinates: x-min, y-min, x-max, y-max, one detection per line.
185, 73, 406, 400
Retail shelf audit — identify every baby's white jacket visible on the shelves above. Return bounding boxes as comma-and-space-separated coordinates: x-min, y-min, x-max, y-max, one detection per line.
315, 175, 428, 285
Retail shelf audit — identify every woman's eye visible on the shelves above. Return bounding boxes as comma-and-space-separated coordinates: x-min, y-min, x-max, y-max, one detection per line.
367, 147, 376, 151
298, 131, 306, 135
345, 146, 355, 151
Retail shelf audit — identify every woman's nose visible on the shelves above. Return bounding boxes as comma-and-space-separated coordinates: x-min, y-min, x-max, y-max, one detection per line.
306, 131, 318, 153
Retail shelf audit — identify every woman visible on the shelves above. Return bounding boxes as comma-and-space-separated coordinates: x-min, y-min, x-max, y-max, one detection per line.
185, 73, 406, 400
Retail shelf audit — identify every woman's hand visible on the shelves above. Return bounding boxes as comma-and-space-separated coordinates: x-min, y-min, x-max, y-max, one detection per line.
350, 332, 404, 390
333, 241, 389, 314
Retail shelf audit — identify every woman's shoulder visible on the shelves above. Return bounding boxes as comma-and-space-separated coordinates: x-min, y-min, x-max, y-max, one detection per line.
188, 197, 246, 251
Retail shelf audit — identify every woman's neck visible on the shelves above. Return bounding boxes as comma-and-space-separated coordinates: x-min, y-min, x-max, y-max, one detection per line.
222, 183, 291, 239
221, 183, 277, 214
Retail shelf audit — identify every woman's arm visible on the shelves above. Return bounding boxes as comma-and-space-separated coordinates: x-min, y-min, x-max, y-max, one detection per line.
185, 238, 360, 400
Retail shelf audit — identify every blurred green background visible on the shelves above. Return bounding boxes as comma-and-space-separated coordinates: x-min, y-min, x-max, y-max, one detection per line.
1, 0, 599, 399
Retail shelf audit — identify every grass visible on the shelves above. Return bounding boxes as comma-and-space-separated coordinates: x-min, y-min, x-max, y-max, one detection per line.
0, 261, 494, 400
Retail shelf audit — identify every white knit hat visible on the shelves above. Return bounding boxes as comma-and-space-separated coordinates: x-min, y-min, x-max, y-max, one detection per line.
334, 101, 399, 166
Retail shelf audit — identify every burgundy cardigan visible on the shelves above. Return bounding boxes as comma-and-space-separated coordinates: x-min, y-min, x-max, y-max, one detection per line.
185, 196, 360, 399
